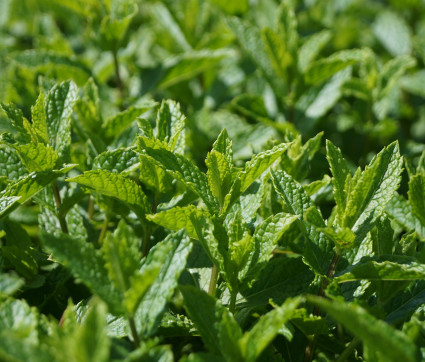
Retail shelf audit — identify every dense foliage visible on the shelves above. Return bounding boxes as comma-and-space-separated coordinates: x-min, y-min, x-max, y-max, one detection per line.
2, 0, 425, 361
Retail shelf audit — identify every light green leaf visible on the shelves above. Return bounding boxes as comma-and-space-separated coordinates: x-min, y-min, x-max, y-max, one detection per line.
138, 137, 219, 214
373, 11, 412, 57
298, 30, 332, 73
305, 49, 365, 85
67, 170, 149, 219
1, 245, 38, 279
308, 296, 417, 362
15, 143, 58, 172
180, 286, 243, 361
271, 170, 331, 274
326, 140, 350, 225
92, 147, 139, 173
45, 80, 78, 160
156, 99, 186, 153
136, 230, 192, 337
139, 154, 173, 194
42, 232, 123, 314
206, 151, 232, 207
239, 297, 302, 362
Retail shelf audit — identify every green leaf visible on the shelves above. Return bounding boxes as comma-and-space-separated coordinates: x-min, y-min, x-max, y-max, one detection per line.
342, 142, 403, 241
147, 205, 226, 268
0, 147, 27, 181
386, 194, 425, 239
136, 230, 192, 337
156, 99, 186, 153
67, 170, 149, 219
408, 173, 425, 227
298, 30, 332, 73
206, 151, 232, 207
103, 105, 152, 142
211, 0, 248, 15
261, 27, 292, 81
180, 285, 243, 361
138, 137, 219, 214
45, 80, 78, 160
158, 50, 231, 90
305, 49, 366, 85
0, 103, 32, 143
239, 297, 302, 362
102, 221, 141, 293
271, 170, 331, 274
223, 143, 289, 214
92, 147, 139, 173
308, 296, 418, 362
42, 232, 123, 314
31, 92, 49, 144
335, 255, 425, 282
226, 17, 285, 95
99, 0, 137, 51
326, 140, 350, 225
242, 213, 298, 284
0, 273, 24, 297
0, 166, 76, 219
373, 11, 412, 57
14, 143, 59, 172
281, 132, 323, 181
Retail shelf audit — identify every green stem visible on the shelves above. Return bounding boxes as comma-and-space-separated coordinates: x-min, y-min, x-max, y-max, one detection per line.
97, 213, 110, 246
52, 184, 68, 234
229, 289, 237, 314
112, 49, 124, 108
128, 316, 140, 349
336, 338, 360, 362
87, 197, 94, 221
304, 252, 342, 362
208, 265, 219, 297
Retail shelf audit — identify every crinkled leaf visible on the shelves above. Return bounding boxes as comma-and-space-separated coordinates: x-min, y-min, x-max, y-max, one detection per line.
92, 147, 139, 173
343, 142, 403, 242
271, 170, 331, 274
326, 140, 350, 225
136, 230, 192, 337
408, 173, 425, 227
0, 147, 27, 181
45, 80, 78, 160
156, 99, 186, 153
15, 143, 58, 172
67, 170, 149, 219
138, 137, 219, 213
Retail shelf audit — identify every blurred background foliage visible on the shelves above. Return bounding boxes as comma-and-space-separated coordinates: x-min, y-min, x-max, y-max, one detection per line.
1, 0, 425, 178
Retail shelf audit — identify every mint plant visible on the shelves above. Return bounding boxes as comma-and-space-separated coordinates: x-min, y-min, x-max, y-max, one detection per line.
3, 0, 425, 361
